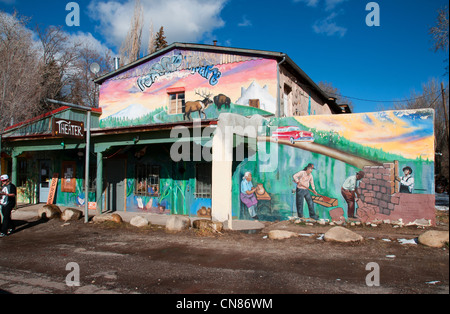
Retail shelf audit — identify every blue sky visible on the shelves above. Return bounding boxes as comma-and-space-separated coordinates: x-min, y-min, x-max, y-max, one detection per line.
1, 0, 448, 113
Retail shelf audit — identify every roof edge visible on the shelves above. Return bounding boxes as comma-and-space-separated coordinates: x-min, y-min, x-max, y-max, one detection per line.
94, 42, 344, 114
94, 42, 284, 85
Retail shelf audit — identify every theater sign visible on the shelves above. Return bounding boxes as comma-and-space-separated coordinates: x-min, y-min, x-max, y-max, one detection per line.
52, 118, 85, 139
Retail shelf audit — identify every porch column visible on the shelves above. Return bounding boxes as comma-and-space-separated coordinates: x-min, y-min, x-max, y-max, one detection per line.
96, 151, 103, 214
211, 113, 266, 228
11, 153, 18, 186
211, 115, 234, 229
211, 119, 234, 227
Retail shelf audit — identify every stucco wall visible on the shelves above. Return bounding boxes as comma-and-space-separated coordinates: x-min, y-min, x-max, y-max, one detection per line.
279, 66, 332, 117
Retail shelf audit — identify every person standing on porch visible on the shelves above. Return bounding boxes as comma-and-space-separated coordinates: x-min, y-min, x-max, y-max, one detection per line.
293, 163, 319, 220
0, 175, 17, 237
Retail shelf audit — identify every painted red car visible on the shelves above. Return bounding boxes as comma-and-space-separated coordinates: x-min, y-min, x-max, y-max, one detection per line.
271, 126, 314, 144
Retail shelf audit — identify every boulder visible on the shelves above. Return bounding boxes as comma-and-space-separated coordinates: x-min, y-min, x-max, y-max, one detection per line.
38, 204, 62, 220
93, 213, 123, 224
268, 230, 298, 240
130, 216, 149, 228
193, 219, 223, 232
418, 231, 449, 248
324, 226, 364, 243
61, 208, 83, 222
166, 215, 191, 232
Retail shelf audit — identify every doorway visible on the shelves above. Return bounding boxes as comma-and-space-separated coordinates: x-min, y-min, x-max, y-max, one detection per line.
104, 159, 126, 212
39, 160, 51, 203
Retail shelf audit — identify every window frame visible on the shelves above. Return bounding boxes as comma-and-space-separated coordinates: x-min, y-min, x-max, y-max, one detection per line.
195, 163, 212, 199
135, 164, 161, 197
168, 91, 186, 115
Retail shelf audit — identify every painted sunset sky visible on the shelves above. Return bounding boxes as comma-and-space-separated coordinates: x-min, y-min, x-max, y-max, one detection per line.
99, 58, 278, 120
296, 109, 435, 161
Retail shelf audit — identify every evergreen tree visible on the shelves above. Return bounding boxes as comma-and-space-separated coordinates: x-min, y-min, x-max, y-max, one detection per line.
154, 26, 168, 51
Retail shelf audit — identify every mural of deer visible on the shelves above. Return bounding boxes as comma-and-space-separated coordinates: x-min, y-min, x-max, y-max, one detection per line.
184, 90, 214, 120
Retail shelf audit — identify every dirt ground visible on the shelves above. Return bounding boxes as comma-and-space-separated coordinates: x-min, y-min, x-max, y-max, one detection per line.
0, 210, 448, 295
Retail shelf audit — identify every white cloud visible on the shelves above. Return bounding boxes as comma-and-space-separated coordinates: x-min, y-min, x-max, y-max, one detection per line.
238, 15, 252, 27
293, 0, 348, 10
312, 12, 347, 37
0, 0, 16, 5
67, 31, 114, 57
87, 0, 227, 49
324, 0, 348, 11
293, 0, 319, 7
294, 0, 349, 37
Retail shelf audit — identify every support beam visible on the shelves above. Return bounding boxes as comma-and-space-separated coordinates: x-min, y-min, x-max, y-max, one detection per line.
96, 151, 103, 215
11, 154, 17, 186
211, 127, 233, 226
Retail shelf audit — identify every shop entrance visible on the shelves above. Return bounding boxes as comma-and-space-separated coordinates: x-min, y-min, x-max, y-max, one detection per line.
39, 160, 51, 203
104, 159, 126, 212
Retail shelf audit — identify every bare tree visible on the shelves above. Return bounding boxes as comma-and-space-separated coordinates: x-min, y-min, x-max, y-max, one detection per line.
147, 20, 156, 55
318, 81, 354, 112
68, 42, 113, 108
119, 0, 144, 65
36, 25, 80, 113
429, 6, 449, 74
430, 6, 449, 52
393, 78, 449, 180
0, 11, 42, 131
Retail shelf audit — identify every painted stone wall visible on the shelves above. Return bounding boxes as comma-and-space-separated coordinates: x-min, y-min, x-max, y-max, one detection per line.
98, 49, 278, 128
233, 109, 435, 225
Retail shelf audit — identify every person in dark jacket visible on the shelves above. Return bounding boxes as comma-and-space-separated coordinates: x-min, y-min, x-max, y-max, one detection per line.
0, 174, 17, 237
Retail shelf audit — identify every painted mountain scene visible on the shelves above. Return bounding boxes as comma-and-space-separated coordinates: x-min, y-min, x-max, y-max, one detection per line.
98, 49, 278, 128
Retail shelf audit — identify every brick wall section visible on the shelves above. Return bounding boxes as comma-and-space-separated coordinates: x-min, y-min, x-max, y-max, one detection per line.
356, 162, 436, 225
359, 163, 396, 216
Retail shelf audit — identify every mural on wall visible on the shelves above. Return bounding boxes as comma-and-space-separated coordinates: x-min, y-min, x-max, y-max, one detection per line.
114, 145, 213, 217
99, 49, 278, 128
233, 109, 435, 225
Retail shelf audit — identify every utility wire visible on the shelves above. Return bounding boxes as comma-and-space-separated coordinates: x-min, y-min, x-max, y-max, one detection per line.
327, 86, 448, 105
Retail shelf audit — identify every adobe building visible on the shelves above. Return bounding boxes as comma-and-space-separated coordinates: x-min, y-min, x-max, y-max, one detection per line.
0, 42, 435, 225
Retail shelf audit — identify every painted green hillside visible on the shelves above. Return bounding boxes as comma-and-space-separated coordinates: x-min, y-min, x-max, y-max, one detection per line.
99, 103, 274, 129
267, 117, 433, 165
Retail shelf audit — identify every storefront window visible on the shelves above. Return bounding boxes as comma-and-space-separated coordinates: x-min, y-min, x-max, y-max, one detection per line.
195, 163, 212, 198
135, 164, 160, 197
88, 164, 97, 193
18, 158, 28, 187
